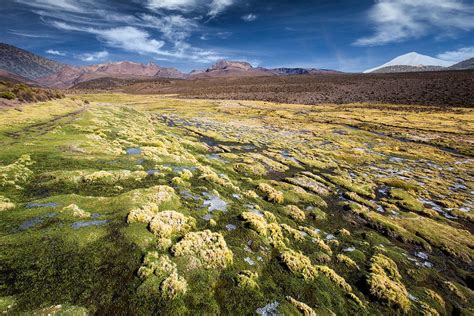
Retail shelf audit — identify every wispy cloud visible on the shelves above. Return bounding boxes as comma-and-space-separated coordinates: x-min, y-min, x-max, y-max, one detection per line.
200, 31, 232, 40
17, 0, 230, 63
8, 31, 51, 38
437, 46, 474, 62
46, 49, 66, 56
15, 0, 92, 13
146, 0, 234, 17
100, 27, 166, 55
75, 50, 109, 62
147, 0, 197, 12
355, 0, 474, 46
209, 0, 234, 17
140, 14, 197, 44
242, 13, 257, 22
52, 21, 223, 62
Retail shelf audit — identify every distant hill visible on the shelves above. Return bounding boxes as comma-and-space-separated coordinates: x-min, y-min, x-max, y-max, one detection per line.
189, 60, 340, 79
0, 69, 39, 85
365, 52, 454, 73
0, 43, 65, 80
37, 61, 185, 88
0, 43, 342, 87
448, 58, 474, 70
189, 61, 273, 78
271, 68, 340, 75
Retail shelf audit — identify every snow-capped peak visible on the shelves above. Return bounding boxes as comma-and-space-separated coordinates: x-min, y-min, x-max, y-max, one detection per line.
364, 52, 455, 73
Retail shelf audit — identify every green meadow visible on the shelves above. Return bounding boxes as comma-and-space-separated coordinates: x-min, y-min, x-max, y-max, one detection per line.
1, 94, 473, 315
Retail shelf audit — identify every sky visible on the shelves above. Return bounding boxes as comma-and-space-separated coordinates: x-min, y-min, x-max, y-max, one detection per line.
1, 0, 474, 72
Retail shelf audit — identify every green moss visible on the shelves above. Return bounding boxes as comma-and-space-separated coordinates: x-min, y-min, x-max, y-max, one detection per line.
388, 188, 433, 215
280, 249, 318, 281
325, 174, 375, 199
172, 230, 233, 269
379, 177, 420, 192
236, 270, 259, 289
367, 254, 410, 312
0, 91, 16, 100
257, 183, 284, 203
1, 94, 472, 314
344, 192, 377, 210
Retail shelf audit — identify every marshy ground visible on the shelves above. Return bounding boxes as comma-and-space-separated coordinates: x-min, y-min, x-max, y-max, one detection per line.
0, 94, 473, 315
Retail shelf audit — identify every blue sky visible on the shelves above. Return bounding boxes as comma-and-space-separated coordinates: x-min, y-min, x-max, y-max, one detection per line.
1, 0, 474, 72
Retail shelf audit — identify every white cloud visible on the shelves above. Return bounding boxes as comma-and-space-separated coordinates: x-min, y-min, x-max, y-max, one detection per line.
75, 51, 109, 62
46, 49, 66, 56
9, 31, 51, 38
16, 0, 89, 12
355, 0, 474, 46
140, 14, 197, 44
437, 46, 474, 62
52, 21, 223, 62
147, 0, 198, 11
146, 0, 233, 16
19, 0, 231, 63
99, 27, 166, 55
209, 0, 233, 17
200, 31, 231, 40
242, 13, 257, 22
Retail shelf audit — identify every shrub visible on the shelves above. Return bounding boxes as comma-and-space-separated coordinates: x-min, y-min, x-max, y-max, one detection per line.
160, 272, 188, 300
281, 224, 305, 242
367, 254, 410, 312
127, 203, 158, 223
241, 212, 286, 249
0, 195, 15, 211
280, 249, 318, 281
419, 302, 440, 316
138, 252, 177, 279
0, 155, 35, 189
137, 253, 187, 300
241, 212, 268, 236
286, 296, 316, 316
236, 270, 259, 289
243, 190, 258, 199
266, 223, 286, 249
424, 289, 445, 308
149, 211, 196, 238
283, 205, 306, 221
257, 183, 284, 203
315, 265, 352, 293
233, 162, 266, 176
337, 228, 351, 237
62, 204, 91, 218
0, 91, 16, 100
172, 230, 233, 269
389, 188, 433, 215
336, 254, 359, 270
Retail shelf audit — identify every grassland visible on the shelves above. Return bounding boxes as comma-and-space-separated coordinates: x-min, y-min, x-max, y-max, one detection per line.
0, 94, 473, 315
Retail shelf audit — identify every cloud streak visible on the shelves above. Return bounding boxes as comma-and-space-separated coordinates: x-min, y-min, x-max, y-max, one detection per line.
75, 50, 109, 62
437, 46, 474, 62
46, 49, 66, 56
16, 0, 230, 63
146, 0, 234, 17
52, 21, 223, 62
242, 13, 257, 22
355, 0, 474, 46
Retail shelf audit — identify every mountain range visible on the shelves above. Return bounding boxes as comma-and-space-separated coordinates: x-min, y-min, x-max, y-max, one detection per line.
0, 43, 473, 88
0, 43, 344, 88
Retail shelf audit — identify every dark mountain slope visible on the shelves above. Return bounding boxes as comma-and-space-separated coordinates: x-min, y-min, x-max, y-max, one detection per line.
0, 43, 65, 80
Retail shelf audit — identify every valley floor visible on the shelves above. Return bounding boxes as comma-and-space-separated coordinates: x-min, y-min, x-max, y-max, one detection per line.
0, 94, 473, 315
